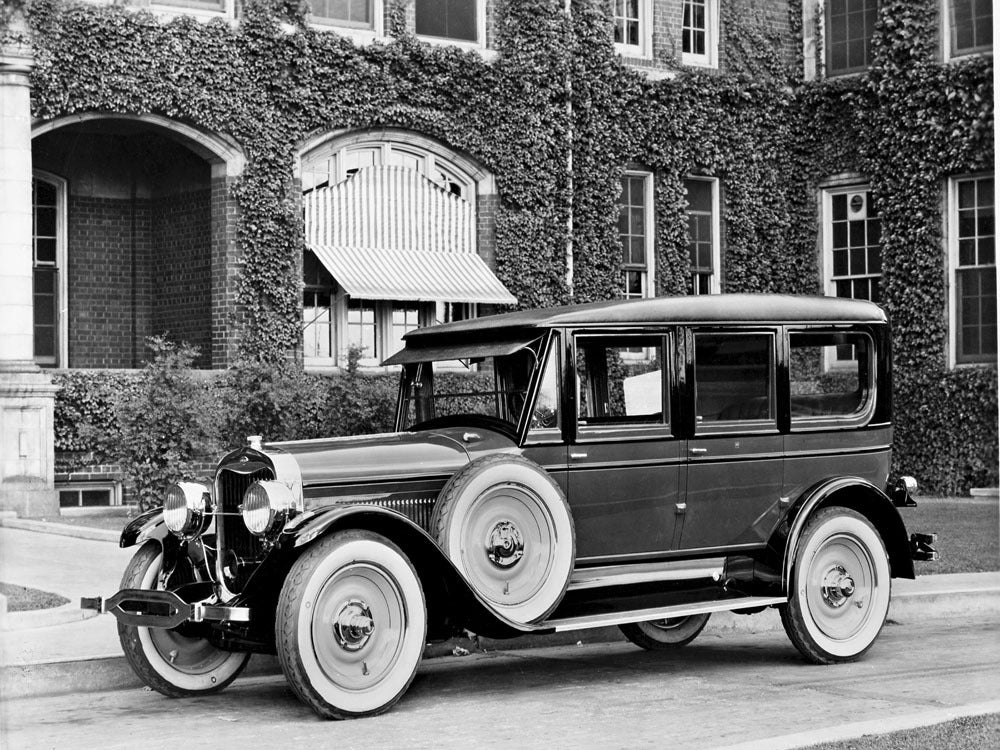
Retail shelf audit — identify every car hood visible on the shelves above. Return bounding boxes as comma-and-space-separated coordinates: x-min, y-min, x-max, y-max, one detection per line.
260, 427, 516, 487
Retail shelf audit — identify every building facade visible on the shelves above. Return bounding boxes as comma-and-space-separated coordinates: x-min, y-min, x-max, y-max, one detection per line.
0, 0, 994, 515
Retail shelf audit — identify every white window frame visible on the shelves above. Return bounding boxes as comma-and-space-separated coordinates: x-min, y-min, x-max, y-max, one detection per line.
613, 0, 653, 60
685, 175, 721, 295
308, 0, 385, 45
680, 0, 719, 69
150, 0, 235, 21
620, 170, 656, 301
32, 170, 68, 369
415, 0, 487, 51
946, 174, 997, 367
941, 0, 993, 61
821, 181, 882, 368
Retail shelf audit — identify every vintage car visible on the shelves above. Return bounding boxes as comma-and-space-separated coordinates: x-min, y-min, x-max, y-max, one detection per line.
84, 294, 937, 719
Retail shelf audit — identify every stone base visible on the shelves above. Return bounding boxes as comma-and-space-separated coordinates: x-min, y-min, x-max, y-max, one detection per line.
0, 481, 58, 518
0, 367, 59, 518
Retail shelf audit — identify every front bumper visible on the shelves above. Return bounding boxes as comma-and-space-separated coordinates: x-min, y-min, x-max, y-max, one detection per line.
81, 589, 250, 629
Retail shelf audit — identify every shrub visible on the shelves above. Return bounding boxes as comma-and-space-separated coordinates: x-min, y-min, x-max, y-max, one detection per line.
112, 338, 221, 512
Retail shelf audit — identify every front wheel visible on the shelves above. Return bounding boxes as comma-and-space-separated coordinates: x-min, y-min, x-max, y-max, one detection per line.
780, 507, 891, 664
117, 542, 250, 697
619, 613, 711, 650
276, 530, 427, 720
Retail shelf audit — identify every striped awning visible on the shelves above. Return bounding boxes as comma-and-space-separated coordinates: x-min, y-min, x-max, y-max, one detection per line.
304, 165, 516, 305
310, 244, 517, 304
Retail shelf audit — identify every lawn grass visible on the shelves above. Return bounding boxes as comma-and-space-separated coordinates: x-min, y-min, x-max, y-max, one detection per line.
0, 582, 70, 612
803, 713, 1000, 749
907, 497, 999, 575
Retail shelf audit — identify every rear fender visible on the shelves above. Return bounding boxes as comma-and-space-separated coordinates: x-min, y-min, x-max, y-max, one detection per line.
280, 505, 533, 639
776, 476, 915, 590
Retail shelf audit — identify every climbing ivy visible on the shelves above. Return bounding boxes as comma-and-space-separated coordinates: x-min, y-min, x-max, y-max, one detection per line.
11, 0, 996, 492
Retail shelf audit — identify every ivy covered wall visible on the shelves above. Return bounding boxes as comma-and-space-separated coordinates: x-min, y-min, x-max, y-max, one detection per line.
9, 0, 996, 492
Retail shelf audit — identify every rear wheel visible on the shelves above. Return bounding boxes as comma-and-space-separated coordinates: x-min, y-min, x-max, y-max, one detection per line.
619, 613, 711, 650
780, 507, 891, 664
117, 542, 249, 697
276, 530, 427, 720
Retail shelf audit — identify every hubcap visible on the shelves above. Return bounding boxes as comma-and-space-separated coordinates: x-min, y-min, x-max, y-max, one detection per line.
486, 520, 524, 569
820, 565, 856, 609
333, 600, 375, 652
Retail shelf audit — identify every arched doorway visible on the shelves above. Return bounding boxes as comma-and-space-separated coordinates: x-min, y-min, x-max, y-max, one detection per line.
30, 114, 244, 369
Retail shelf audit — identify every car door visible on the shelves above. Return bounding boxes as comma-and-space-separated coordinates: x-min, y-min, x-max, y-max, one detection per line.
679, 328, 784, 552
562, 330, 682, 562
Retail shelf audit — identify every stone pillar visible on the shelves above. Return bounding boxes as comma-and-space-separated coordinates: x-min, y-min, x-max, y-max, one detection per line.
0, 42, 59, 517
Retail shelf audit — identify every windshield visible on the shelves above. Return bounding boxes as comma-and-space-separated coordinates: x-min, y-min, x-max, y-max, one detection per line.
397, 337, 546, 432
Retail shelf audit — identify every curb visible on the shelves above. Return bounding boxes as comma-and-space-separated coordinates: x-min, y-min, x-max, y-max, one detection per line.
0, 517, 120, 543
4, 578, 998, 701
0, 603, 96, 633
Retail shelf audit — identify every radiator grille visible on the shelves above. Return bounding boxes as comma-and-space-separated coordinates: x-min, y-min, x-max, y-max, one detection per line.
217, 467, 272, 593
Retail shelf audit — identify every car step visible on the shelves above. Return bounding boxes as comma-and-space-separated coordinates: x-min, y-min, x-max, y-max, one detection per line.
539, 596, 787, 633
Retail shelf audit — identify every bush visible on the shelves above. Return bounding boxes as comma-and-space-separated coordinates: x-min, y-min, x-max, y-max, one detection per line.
112, 338, 221, 512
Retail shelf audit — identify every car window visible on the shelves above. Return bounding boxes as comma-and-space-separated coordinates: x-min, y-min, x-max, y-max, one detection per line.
529, 341, 561, 431
576, 335, 666, 427
694, 333, 775, 426
789, 330, 873, 424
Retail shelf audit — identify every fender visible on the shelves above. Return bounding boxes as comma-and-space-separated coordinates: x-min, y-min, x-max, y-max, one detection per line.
779, 476, 915, 590
120, 507, 169, 548
278, 504, 540, 639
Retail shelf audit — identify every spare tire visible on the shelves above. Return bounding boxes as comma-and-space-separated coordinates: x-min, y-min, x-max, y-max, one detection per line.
432, 454, 575, 624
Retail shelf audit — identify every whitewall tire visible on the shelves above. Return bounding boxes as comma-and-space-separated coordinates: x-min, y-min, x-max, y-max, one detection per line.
276, 530, 427, 720
117, 542, 249, 697
780, 507, 891, 664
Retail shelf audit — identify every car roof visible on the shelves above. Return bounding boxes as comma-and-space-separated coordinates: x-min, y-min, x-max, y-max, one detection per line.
403, 294, 887, 343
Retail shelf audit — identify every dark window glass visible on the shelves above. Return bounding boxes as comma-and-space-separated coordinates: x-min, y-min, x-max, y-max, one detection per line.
613, 0, 641, 47
685, 179, 715, 295
694, 334, 774, 424
310, 0, 373, 28
416, 0, 477, 42
789, 331, 872, 422
954, 176, 997, 363
952, 0, 992, 55
826, 0, 877, 76
682, 0, 708, 56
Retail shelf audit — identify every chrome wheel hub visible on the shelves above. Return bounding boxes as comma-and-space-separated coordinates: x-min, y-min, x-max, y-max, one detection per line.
820, 565, 856, 609
333, 600, 375, 652
486, 520, 524, 569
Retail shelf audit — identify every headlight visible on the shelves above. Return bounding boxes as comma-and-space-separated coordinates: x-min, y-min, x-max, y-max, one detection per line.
242, 480, 297, 536
164, 482, 211, 539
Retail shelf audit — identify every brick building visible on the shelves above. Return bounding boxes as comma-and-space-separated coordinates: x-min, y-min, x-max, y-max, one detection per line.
0, 0, 994, 516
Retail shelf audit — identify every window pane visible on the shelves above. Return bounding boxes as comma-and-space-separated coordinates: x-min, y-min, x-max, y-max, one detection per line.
59, 490, 80, 507
790, 331, 871, 419
695, 334, 774, 423
577, 336, 665, 425
955, 177, 997, 362
82, 489, 112, 507
416, 0, 477, 41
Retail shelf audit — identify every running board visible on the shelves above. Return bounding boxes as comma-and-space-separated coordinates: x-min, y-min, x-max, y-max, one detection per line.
539, 596, 787, 633
567, 558, 725, 592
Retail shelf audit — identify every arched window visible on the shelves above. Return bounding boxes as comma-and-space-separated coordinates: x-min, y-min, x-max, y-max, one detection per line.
299, 131, 511, 369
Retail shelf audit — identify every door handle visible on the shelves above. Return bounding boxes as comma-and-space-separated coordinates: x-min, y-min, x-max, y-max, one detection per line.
570, 452, 588, 459
689, 447, 708, 455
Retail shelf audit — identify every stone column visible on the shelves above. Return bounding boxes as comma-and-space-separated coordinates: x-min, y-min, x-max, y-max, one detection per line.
0, 42, 58, 517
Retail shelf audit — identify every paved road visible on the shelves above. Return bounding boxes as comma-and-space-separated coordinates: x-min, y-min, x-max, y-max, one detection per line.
2, 616, 997, 750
